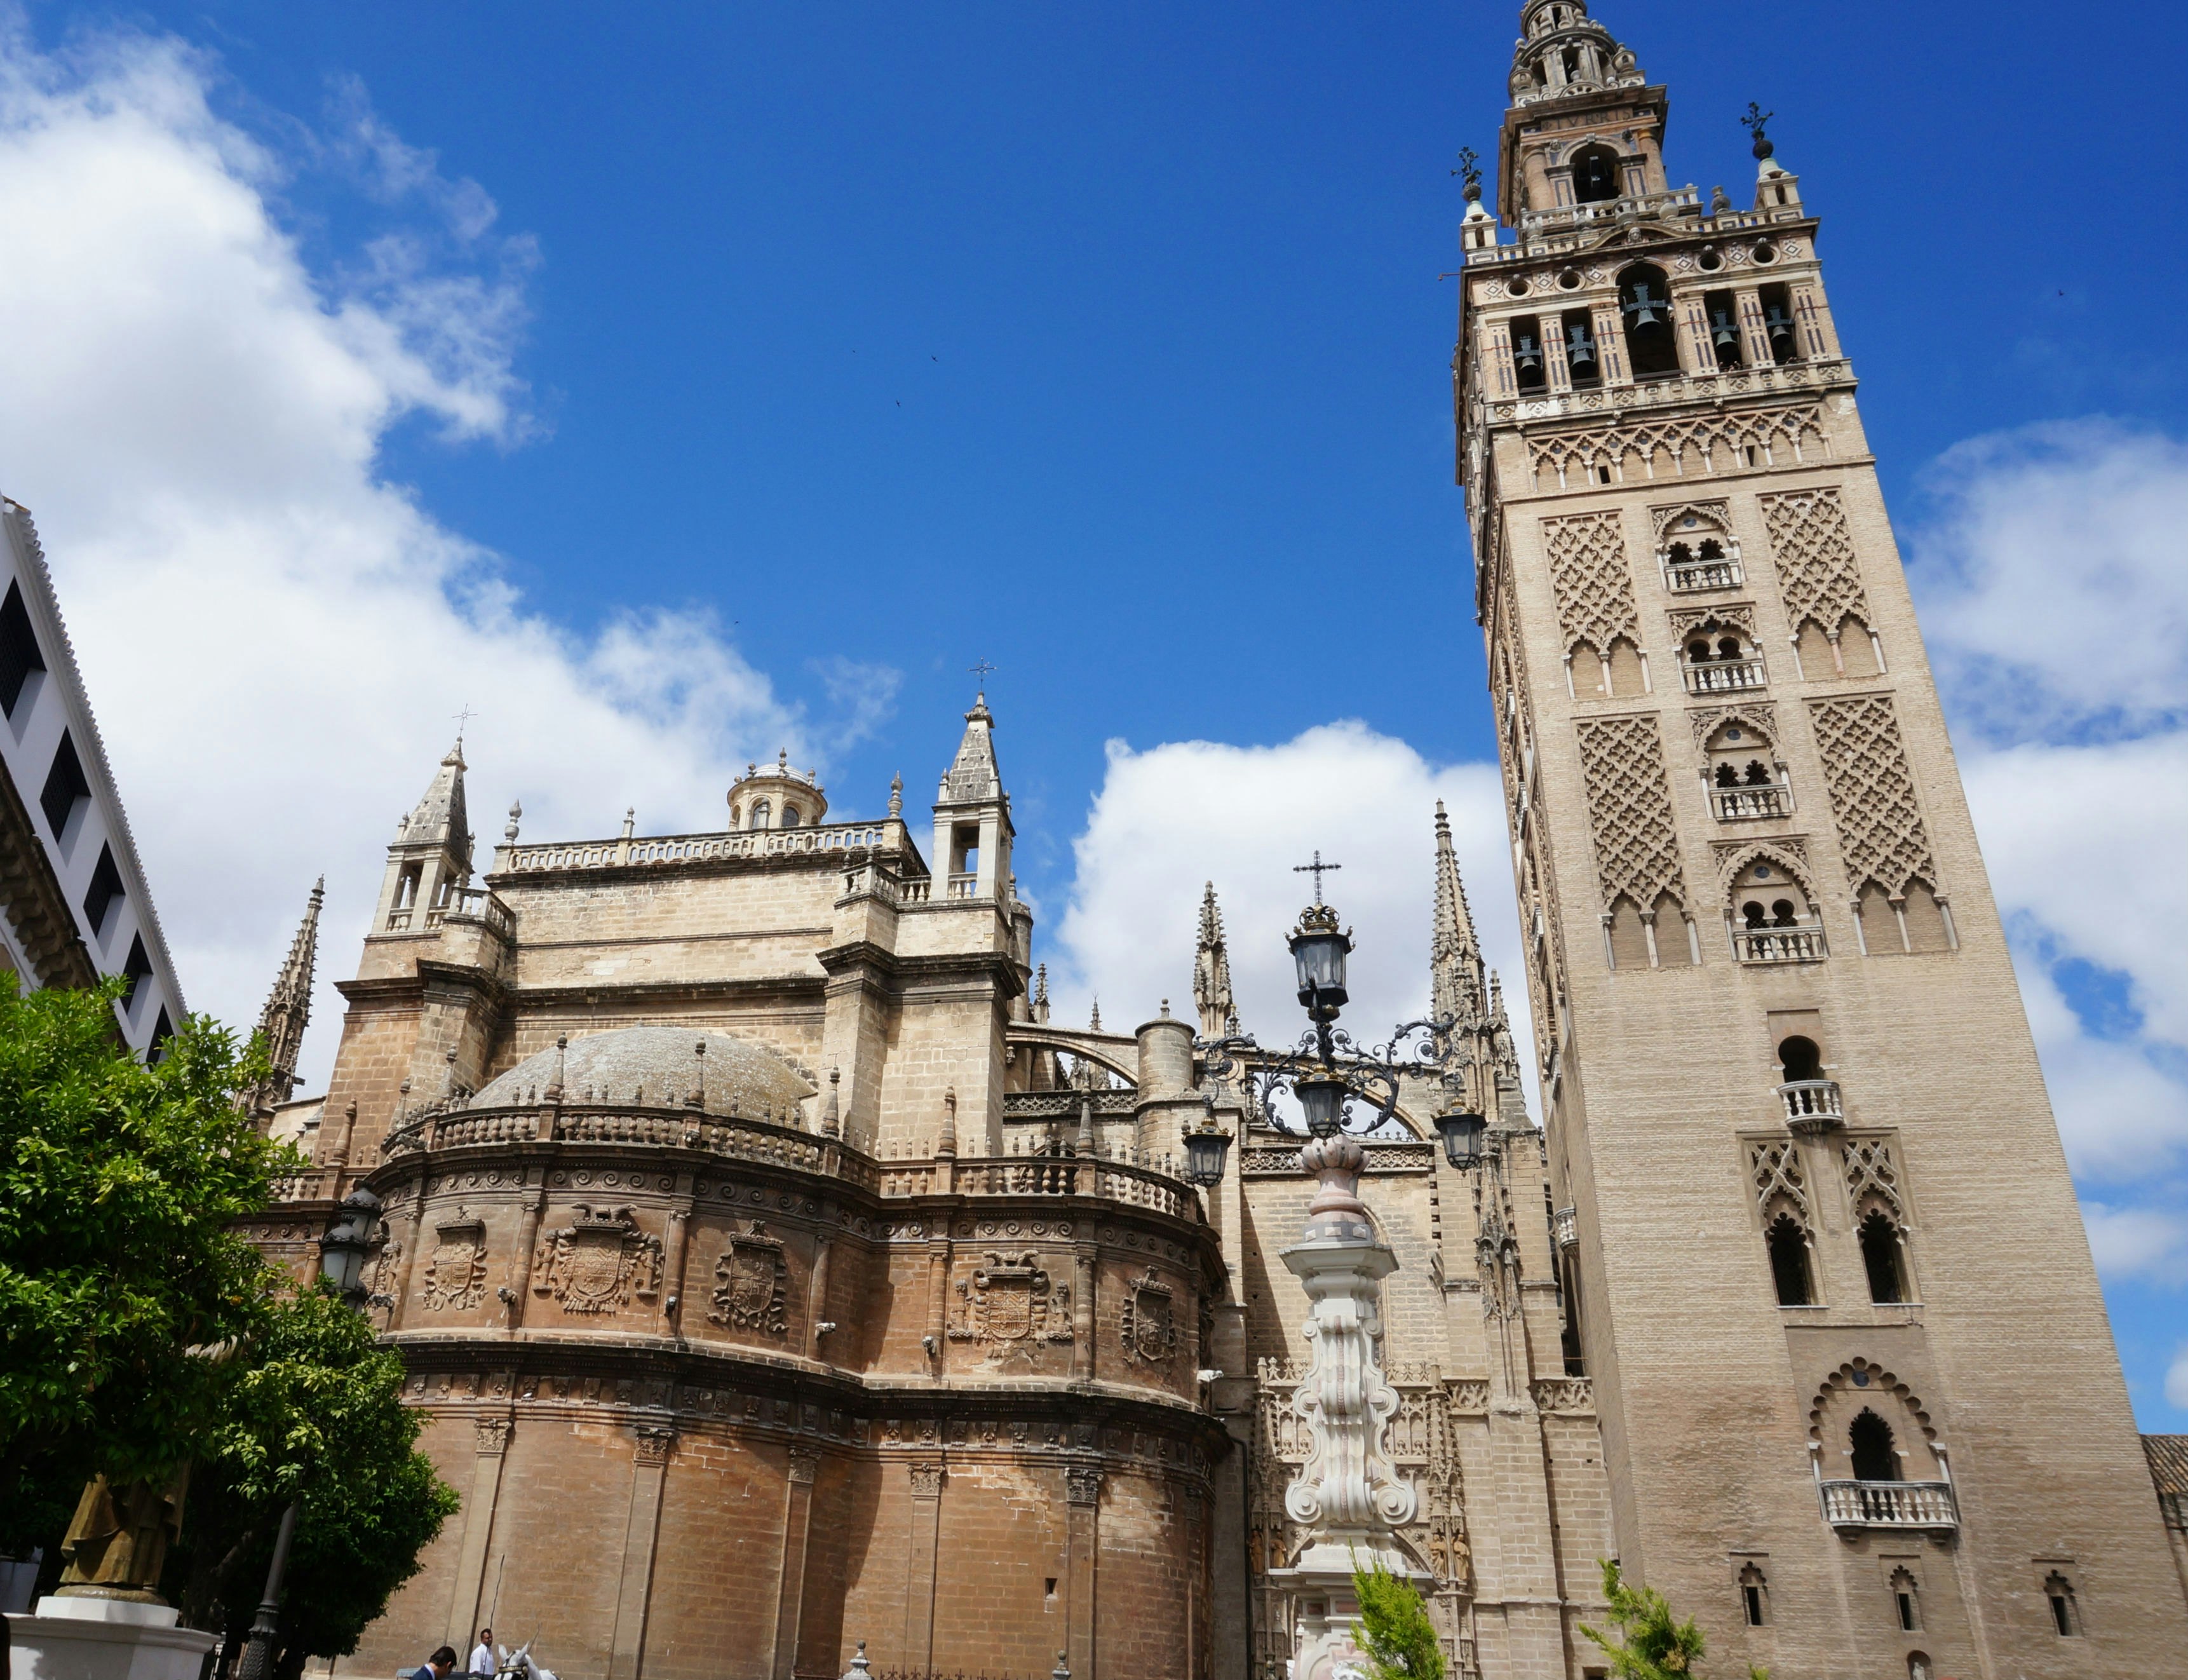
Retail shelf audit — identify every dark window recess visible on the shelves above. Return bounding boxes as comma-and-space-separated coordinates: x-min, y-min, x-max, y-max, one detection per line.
1849, 1409, 1900, 1482
1704, 288, 1743, 370
149, 1006, 174, 1063
1860, 1211, 1909, 1303
1617, 264, 1680, 378
83, 843, 125, 938
1562, 311, 1601, 386
1767, 1214, 1813, 1306
121, 933, 152, 1012
40, 729, 90, 841
1572, 144, 1621, 204
1759, 281, 1800, 365
0, 580, 44, 717
1511, 316, 1548, 393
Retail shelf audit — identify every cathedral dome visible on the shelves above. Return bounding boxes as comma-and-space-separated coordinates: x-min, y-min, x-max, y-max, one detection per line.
473, 1026, 816, 1121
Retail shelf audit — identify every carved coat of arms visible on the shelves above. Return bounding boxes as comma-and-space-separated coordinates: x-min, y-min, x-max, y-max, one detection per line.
708, 1222, 788, 1338
419, 1206, 487, 1311
533, 1205, 663, 1315
1119, 1265, 1178, 1369
948, 1251, 1071, 1364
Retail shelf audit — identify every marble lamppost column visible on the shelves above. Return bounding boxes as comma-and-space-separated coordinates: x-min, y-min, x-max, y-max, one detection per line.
1271, 1132, 1429, 1680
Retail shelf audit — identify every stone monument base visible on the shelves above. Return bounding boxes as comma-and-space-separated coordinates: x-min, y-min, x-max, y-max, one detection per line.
8, 1594, 219, 1680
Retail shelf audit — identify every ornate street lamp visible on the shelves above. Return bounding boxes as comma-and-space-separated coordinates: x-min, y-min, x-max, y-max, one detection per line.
1434, 1109, 1488, 1171
1192, 861, 1461, 1181
318, 1186, 383, 1306
1182, 1111, 1233, 1188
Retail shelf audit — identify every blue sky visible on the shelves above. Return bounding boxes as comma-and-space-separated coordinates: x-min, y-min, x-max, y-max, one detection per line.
1, 0, 2182, 1424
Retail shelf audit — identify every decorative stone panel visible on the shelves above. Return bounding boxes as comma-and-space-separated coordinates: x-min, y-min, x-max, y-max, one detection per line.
1576, 714, 1689, 912
1760, 487, 1872, 635
1806, 694, 1938, 897
1542, 511, 1638, 656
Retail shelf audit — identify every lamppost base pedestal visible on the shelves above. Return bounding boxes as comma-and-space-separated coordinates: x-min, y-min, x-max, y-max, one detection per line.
10, 1595, 219, 1680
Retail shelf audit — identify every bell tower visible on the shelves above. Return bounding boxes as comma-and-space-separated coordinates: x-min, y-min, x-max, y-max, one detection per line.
1454, 4, 2188, 1674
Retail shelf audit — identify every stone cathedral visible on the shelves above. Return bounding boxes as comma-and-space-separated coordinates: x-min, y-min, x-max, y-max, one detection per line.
242, 5, 2188, 1677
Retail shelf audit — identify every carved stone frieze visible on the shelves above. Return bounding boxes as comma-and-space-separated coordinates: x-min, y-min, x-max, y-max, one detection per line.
632, 1425, 677, 1467
1119, 1266, 1179, 1369
707, 1221, 789, 1338
420, 1205, 488, 1311
949, 1250, 1072, 1362
532, 1204, 663, 1314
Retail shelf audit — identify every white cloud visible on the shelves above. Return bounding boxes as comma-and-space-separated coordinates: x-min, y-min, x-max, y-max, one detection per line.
0, 24, 886, 1088
1051, 722, 1530, 1121
2080, 1200, 2188, 1288
1914, 421, 2188, 738
2169, 1346, 2188, 1410
1910, 421, 2188, 1270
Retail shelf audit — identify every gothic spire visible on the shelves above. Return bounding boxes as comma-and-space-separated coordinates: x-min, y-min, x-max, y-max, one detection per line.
1431, 803, 1485, 1029
400, 738, 472, 866
248, 876, 322, 1120
1192, 881, 1236, 1040
938, 693, 1002, 804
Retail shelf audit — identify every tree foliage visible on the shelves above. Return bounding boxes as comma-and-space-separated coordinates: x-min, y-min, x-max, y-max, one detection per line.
1353, 1557, 1445, 1680
0, 980, 294, 1540
1581, 1560, 1764, 1680
167, 1285, 460, 1675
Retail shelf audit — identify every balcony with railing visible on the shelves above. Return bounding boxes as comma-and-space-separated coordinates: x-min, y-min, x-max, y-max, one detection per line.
1553, 1205, 1577, 1249
1778, 1079, 1843, 1125
1712, 784, 1790, 821
946, 872, 980, 899
386, 886, 513, 937
1665, 555, 1743, 593
1684, 658, 1768, 695
499, 819, 893, 878
1819, 1480, 1957, 1532
1734, 923, 1827, 965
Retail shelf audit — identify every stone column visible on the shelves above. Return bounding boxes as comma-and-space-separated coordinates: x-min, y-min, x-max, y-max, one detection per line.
1268, 1135, 1430, 1680
659, 1208, 691, 1339
1072, 1245, 1097, 1382
903, 1462, 944, 1671
444, 1417, 511, 1650
607, 1426, 675, 1680
1064, 1463, 1102, 1680
805, 1235, 835, 1360
505, 1186, 547, 1332
771, 1448, 820, 1680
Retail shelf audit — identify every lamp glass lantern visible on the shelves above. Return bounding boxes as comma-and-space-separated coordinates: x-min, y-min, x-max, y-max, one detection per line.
1287, 907, 1351, 1011
1295, 1074, 1351, 1139
1182, 1121, 1232, 1189
318, 1187, 382, 1301
1434, 1110, 1488, 1170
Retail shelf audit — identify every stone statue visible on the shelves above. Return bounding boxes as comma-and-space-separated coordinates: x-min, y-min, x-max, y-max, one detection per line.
56, 1468, 190, 1601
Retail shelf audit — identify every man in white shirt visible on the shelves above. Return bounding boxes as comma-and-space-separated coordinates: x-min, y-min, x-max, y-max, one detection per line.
469, 1630, 496, 1677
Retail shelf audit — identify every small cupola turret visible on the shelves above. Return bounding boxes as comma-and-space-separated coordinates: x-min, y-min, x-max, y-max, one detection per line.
727, 749, 828, 832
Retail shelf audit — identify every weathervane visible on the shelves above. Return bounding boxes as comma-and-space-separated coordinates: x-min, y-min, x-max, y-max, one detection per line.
1452, 146, 1482, 202
968, 658, 997, 694
1741, 102, 1775, 159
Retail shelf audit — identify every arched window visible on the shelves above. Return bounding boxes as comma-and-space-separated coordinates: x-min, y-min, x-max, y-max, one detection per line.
2044, 1572, 2079, 1636
1849, 1409, 1900, 1482
1572, 144, 1621, 203
1688, 638, 1713, 664
1618, 264, 1680, 378
728, 803, 741, 827
1511, 316, 1547, 393
1705, 288, 1743, 369
1739, 1563, 1770, 1627
1891, 1568, 1922, 1632
1908, 1655, 1933, 1680
1770, 898, 1797, 927
1716, 635, 1742, 661
1766, 1213, 1812, 1306
1714, 762, 1739, 788
751, 798, 771, 829
1778, 1036, 1821, 1083
1860, 1211, 1910, 1303
781, 805, 800, 828
1698, 538, 1725, 560
1562, 311, 1601, 386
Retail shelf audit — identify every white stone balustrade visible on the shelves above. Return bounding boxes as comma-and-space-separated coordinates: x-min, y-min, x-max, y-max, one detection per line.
1778, 1080, 1843, 1123
1734, 925, 1827, 964
1712, 784, 1790, 820
1666, 557, 1743, 592
1819, 1479, 1957, 1531
1684, 658, 1769, 694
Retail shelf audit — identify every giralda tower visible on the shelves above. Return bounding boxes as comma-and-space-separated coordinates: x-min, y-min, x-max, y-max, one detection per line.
1452, 4, 2186, 1674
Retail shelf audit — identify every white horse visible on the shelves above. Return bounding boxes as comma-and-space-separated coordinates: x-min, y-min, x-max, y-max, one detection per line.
496, 1641, 557, 1680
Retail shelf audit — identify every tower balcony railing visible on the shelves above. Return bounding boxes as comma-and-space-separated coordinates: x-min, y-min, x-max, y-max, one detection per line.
1553, 1205, 1577, 1249
946, 871, 980, 899
1777, 1079, 1843, 1125
498, 819, 893, 877
1733, 923, 1827, 965
1819, 1479, 1957, 1532
1665, 557, 1743, 593
1515, 186, 1701, 240
1684, 658, 1768, 694
1711, 784, 1790, 821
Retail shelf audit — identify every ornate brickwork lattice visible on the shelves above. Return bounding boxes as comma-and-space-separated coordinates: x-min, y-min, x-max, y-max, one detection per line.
1749, 1139, 1809, 1220
1542, 511, 1638, 655
1576, 714, 1688, 913
1807, 695, 1937, 897
1842, 1139, 1904, 1217
1760, 487, 1871, 635
1525, 403, 1824, 489
1649, 498, 1734, 545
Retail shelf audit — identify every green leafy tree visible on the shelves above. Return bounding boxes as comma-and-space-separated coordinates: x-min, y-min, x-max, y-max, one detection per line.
1352, 1557, 1445, 1680
1581, 1560, 1766, 1680
167, 1285, 460, 1679
0, 980, 294, 1550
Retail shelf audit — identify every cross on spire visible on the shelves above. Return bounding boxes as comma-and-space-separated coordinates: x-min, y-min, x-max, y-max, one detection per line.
1293, 850, 1342, 904
968, 658, 997, 692
453, 703, 476, 741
